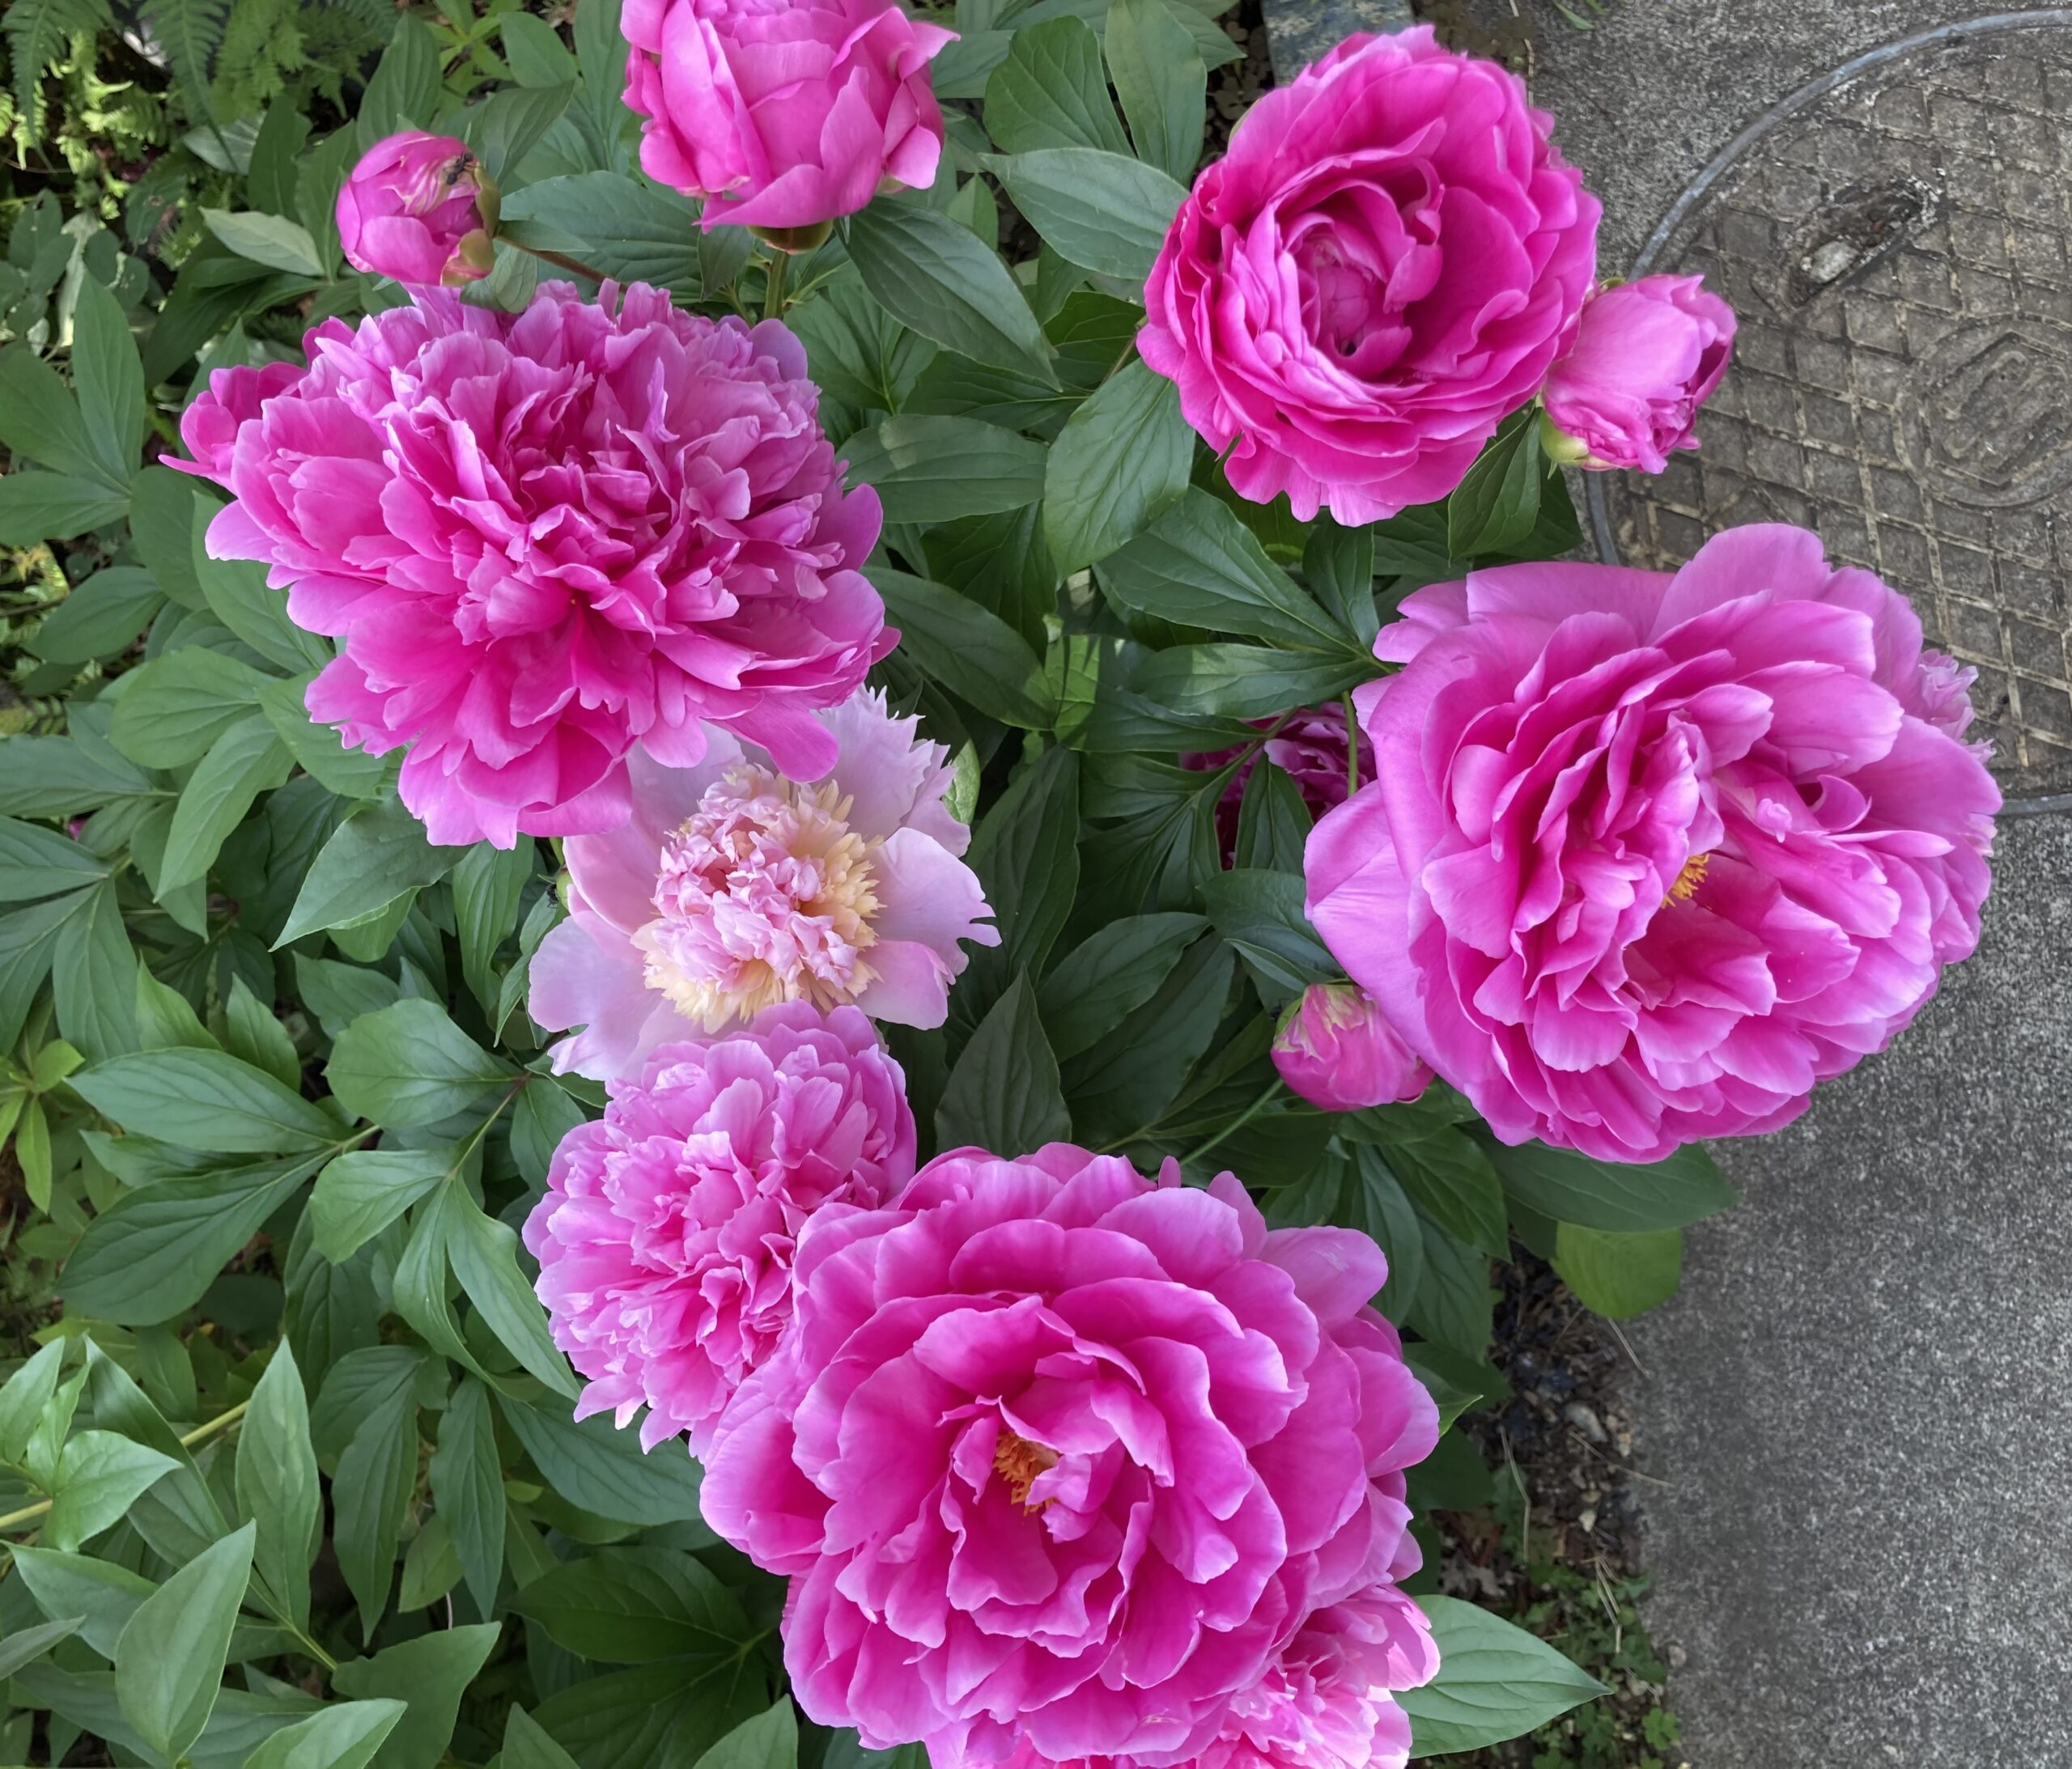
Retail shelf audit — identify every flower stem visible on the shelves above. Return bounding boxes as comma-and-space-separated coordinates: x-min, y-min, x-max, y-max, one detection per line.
1341, 691, 1360, 798
0, 1398, 252, 1533
762, 248, 790, 320
1189, 1079, 1286, 1167
514, 242, 613, 285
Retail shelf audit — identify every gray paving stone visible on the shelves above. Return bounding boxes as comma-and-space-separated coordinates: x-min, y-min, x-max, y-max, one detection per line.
1262, 0, 1415, 79
1627, 808, 2072, 1767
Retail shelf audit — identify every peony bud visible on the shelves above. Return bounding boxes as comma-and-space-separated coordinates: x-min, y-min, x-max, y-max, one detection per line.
336, 132, 498, 287
1272, 983, 1432, 1113
1541, 274, 1737, 473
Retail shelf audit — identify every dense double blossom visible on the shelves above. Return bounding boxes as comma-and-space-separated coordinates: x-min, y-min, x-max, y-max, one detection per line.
524, 1003, 915, 1453
176, 281, 888, 847
1306, 525, 1999, 1160
1140, 28, 1599, 523
700, 1143, 1437, 1766
530, 689, 996, 1077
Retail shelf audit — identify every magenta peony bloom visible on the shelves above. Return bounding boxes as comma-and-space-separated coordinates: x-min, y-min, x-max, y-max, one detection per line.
180, 282, 890, 847
1306, 525, 2000, 1162
170, 361, 303, 481
700, 1143, 1437, 1765
524, 1002, 915, 1453
530, 689, 996, 1078
1272, 984, 1432, 1114
622, 0, 954, 231
962, 1582, 1439, 1769
1541, 275, 1736, 473
1140, 28, 1599, 524
335, 132, 497, 287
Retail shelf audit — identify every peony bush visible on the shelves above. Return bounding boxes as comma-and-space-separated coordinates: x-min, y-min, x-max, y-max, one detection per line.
0, 3, 1991, 1767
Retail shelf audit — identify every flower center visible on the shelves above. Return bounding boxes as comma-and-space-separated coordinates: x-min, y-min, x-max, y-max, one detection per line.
632, 765, 881, 1029
1664, 851, 1711, 906
992, 1429, 1058, 1512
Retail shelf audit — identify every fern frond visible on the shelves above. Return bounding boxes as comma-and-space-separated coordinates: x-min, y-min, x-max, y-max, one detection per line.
4, 0, 114, 121
141, 0, 231, 121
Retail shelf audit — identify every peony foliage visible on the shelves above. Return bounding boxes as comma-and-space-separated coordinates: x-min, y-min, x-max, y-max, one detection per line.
0, 3, 1991, 1767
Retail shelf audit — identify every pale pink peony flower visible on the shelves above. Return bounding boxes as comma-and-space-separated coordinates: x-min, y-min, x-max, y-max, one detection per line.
1541, 274, 1737, 473
1272, 984, 1433, 1114
335, 132, 497, 286
524, 1002, 916, 1453
1140, 28, 1599, 524
177, 282, 890, 847
953, 1582, 1440, 1769
1306, 524, 2001, 1161
530, 689, 996, 1078
622, 0, 954, 231
700, 1143, 1438, 1765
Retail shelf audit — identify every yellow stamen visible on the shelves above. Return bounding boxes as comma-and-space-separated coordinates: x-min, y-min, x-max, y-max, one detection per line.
1664, 851, 1710, 906
992, 1430, 1058, 1512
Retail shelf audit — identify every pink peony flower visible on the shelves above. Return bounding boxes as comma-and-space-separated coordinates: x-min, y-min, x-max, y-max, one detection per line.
179, 282, 890, 847
335, 132, 497, 287
1306, 524, 2000, 1162
1541, 275, 1737, 473
622, 0, 954, 231
530, 689, 996, 1077
524, 1002, 915, 1453
1272, 984, 1433, 1114
1140, 28, 1599, 524
700, 1143, 1437, 1765
957, 1582, 1439, 1769
170, 361, 304, 481
1190, 702, 1374, 859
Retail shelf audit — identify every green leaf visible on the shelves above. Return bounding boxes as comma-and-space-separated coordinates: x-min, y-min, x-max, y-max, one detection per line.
692, 1701, 797, 1769
453, 839, 535, 1014
326, 999, 516, 1127
277, 804, 458, 948
0, 469, 130, 545
51, 875, 137, 1062
1480, 1138, 1738, 1233
499, 1393, 705, 1526
499, 172, 703, 294
1099, 490, 1361, 653
1446, 415, 1543, 558
14, 1542, 155, 1657
982, 148, 1187, 284
0, 815, 113, 901
159, 715, 294, 890
0, 1616, 83, 1682
256, 674, 393, 800
1038, 912, 1206, 1059
1398, 1595, 1606, 1754
1132, 643, 1370, 720
503, 1707, 583, 1769
871, 571, 1055, 729
0, 731, 154, 817
502, 11, 578, 85
222, 973, 299, 1088
110, 647, 272, 769
0, 1341, 66, 1464
1106, 0, 1205, 184
294, 955, 401, 1040
69, 274, 145, 488
843, 415, 1048, 524
966, 745, 1079, 983
445, 1187, 578, 1394
429, 1379, 503, 1616
1301, 520, 1381, 650
45, 1432, 180, 1552
983, 17, 1130, 155
191, 500, 332, 674
32, 565, 164, 665
1059, 936, 1233, 1142
329, 1625, 502, 1769
310, 1146, 451, 1262
469, 81, 575, 184
72, 1045, 341, 1152
236, 1345, 321, 1631
0, 338, 107, 484
202, 209, 327, 278
937, 974, 1070, 1154
128, 465, 209, 608
62, 1152, 328, 1322
248, 101, 312, 218
355, 15, 441, 149
1403, 1207, 1493, 1359
330, 1385, 418, 1643
1044, 358, 1193, 574
1199, 868, 1336, 996
1551, 1222, 1684, 1318
1384, 1131, 1509, 1261
845, 202, 1055, 385
512, 1548, 752, 1665
113, 1521, 255, 1765
534, 1660, 766, 1769
239, 1699, 410, 1769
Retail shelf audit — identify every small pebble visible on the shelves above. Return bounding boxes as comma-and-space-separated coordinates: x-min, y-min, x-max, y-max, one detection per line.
1564, 1401, 1609, 1444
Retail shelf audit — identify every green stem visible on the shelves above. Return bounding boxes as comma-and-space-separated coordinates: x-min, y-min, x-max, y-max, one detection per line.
0, 1398, 253, 1532
1187, 1079, 1286, 1168
1341, 691, 1360, 799
513, 242, 613, 285
762, 248, 789, 321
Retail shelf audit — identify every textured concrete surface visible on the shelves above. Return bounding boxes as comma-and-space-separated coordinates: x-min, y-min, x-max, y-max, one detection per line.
1263, 0, 1415, 79
1626, 808, 2072, 1768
